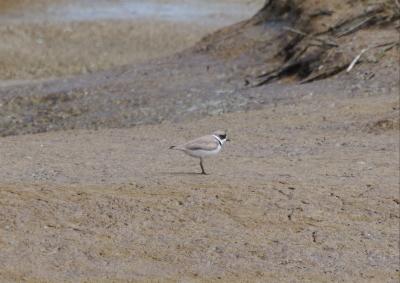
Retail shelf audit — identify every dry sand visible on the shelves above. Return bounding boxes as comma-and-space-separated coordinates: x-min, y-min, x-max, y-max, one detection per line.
0, 0, 264, 81
0, 0, 399, 282
0, 90, 399, 282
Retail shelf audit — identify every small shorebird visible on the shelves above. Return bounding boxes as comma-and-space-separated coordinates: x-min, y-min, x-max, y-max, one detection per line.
169, 130, 229, 174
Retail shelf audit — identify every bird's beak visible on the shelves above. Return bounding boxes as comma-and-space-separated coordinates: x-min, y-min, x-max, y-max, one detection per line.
226, 139, 231, 142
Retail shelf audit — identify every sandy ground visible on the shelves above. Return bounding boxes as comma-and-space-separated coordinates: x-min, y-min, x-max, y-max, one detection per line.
0, 90, 399, 282
0, 0, 399, 282
0, 0, 264, 81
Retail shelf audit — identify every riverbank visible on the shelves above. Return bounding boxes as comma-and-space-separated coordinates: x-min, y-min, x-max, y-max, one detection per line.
0, 0, 263, 80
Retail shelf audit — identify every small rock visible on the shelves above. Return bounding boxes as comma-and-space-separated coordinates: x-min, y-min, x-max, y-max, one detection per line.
215, 246, 224, 254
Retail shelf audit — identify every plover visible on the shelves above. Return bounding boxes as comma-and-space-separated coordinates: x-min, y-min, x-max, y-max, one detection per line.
169, 130, 229, 174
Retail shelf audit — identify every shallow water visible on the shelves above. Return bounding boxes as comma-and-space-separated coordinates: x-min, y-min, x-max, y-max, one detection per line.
0, 0, 264, 81
0, 0, 262, 26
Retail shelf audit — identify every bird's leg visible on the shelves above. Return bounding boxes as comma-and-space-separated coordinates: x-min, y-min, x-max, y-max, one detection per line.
200, 158, 207, 175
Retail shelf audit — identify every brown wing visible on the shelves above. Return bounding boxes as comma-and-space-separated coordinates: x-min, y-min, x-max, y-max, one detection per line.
183, 135, 219, 151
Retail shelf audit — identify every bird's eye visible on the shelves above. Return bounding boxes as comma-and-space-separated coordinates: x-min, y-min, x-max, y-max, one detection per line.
220, 134, 226, 139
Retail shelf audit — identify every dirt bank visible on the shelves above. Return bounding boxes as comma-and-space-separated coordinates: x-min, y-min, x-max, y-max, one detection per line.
0, 0, 398, 137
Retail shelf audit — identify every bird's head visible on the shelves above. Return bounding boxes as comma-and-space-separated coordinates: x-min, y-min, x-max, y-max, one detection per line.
213, 130, 230, 144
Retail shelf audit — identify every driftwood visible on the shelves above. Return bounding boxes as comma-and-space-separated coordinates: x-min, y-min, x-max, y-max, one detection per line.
247, 0, 399, 87
252, 35, 336, 87
328, 5, 384, 37
346, 48, 369, 73
346, 41, 399, 72
336, 16, 375, 37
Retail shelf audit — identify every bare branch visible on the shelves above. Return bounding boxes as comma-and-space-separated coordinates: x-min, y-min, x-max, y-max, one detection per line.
337, 16, 374, 37
346, 48, 369, 72
283, 27, 308, 36
346, 41, 398, 72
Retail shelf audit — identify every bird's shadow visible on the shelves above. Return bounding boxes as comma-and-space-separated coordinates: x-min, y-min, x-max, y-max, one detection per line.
160, 171, 207, 176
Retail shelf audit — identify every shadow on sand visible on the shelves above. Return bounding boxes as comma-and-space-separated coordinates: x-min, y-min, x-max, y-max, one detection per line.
160, 171, 207, 176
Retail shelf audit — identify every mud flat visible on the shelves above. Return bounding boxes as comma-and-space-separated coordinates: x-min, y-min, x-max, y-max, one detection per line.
0, 88, 399, 282
0, 0, 264, 81
0, 0, 399, 282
